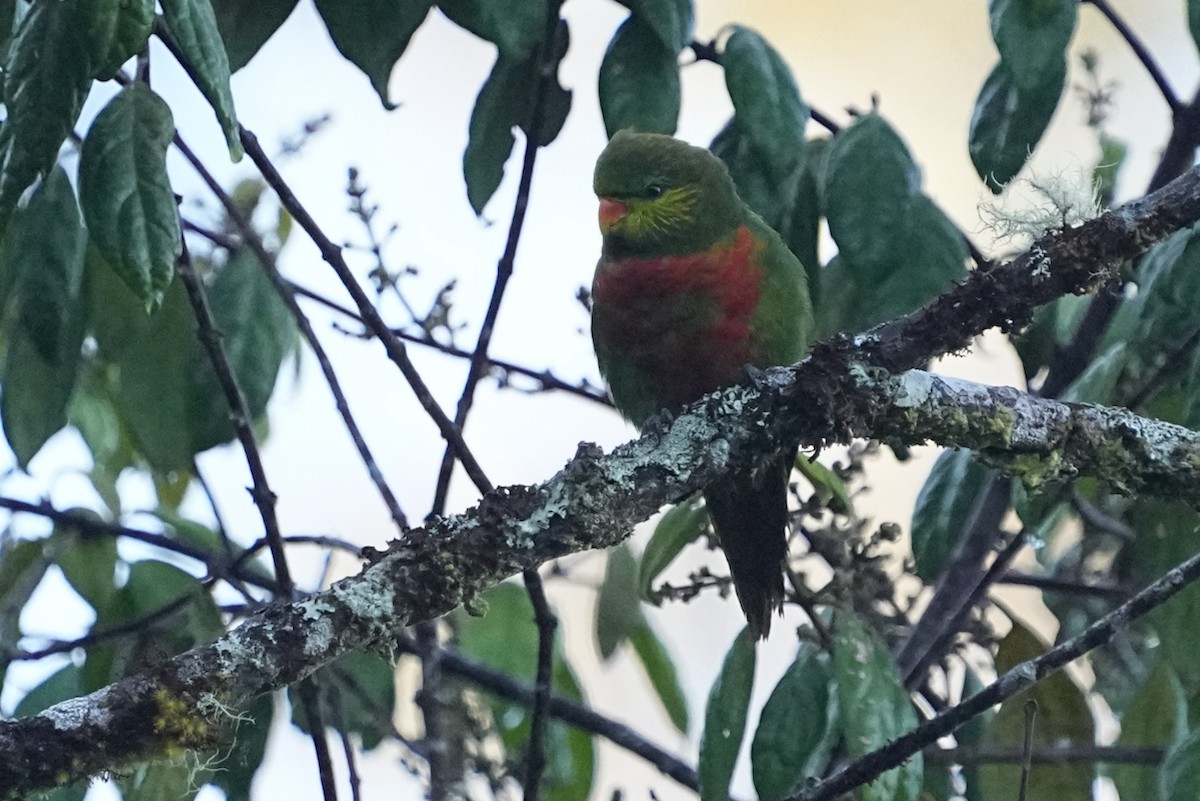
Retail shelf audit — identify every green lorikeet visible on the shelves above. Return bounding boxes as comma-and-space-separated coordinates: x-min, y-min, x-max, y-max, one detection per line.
590, 130, 814, 638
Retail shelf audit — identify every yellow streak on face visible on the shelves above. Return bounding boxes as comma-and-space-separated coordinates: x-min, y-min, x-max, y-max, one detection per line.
622, 186, 699, 237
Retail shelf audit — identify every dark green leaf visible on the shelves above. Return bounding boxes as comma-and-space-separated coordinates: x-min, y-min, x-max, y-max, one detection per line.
723, 26, 808, 175
464, 54, 521, 215
628, 619, 689, 733
438, 0, 545, 58
911, 449, 994, 581
454, 583, 594, 801
1059, 342, 1126, 404
598, 15, 679, 138
639, 497, 708, 603
160, 0, 242, 158
822, 113, 919, 272
617, 0, 692, 52
751, 643, 839, 801
0, 0, 91, 230
821, 195, 967, 336
595, 542, 642, 659
1163, 723, 1200, 801
1111, 660, 1185, 801
710, 117, 800, 234
1132, 226, 1200, 363
782, 136, 827, 304
1191, 0, 1200, 59
79, 0, 154, 79
699, 626, 756, 801
1, 168, 88, 467
210, 693, 273, 801
187, 248, 295, 454
11, 166, 88, 363
968, 58, 1065, 192
14, 663, 85, 716
79, 84, 181, 310
834, 609, 923, 801
1126, 501, 1200, 689
212, 0, 299, 72
112, 279, 198, 473
53, 517, 119, 610
296, 652, 395, 750
314, 0, 434, 108
959, 668, 993, 801
978, 618, 1094, 801
988, 0, 1078, 89
0, 537, 49, 686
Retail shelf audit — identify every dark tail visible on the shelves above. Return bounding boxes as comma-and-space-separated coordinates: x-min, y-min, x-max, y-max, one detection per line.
703, 452, 792, 638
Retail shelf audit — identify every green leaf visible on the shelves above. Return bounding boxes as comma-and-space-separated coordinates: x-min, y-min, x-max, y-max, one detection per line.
454, 582, 594, 801
639, 497, 708, 603
52, 516, 119, 610
911, 449, 995, 581
1111, 660, 1185, 801
14, 663, 85, 716
314, 0, 434, 108
723, 26, 808, 176
1191, 0, 1200, 59
699, 627, 756, 801
617, 0, 692, 52
79, 84, 181, 310
821, 195, 967, 337
968, 58, 1065, 192
212, 0, 299, 72
112, 279, 199, 473
463, 54, 521, 215
958, 667, 993, 801
595, 542, 642, 659
782, 136, 828, 305
988, 0, 1078, 90
1093, 132, 1126, 205
751, 643, 839, 801
0, 537, 49, 686
1132, 227, 1200, 363
978, 618, 1094, 801
210, 693, 273, 801
0, 0, 91, 230
187, 248, 295, 454
0, 165, 88, 466
833, 609, 923, 801
438, 0, 546, 58
710, 117, 800, 235
598, 15, 680, 139
11, 166, 88, 363
79, 0, 154, 79
629, 618, 689, 733
1163, 723, 1200, 801
1059, 342, 1126, 404
160, 0, 242, 159
794, 453, 851, 513
822, 113, 919, 272
296, 652, 396, 750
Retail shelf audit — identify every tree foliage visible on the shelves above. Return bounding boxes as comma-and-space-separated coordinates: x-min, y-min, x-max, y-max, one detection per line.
2, 2, 1200, 801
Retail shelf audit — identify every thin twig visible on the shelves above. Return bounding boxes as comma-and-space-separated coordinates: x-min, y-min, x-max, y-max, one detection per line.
792, 538, 1200, 801
295, 680, 339, 801
239, 125, 494, 495
1086, 0, 1181, 114
416, 621, 450, 799
998, 571, 1128, 601
0, 497, 277, 593
175, 239, 293, 593
172, 134, 411, 532
339, 729, 363, 801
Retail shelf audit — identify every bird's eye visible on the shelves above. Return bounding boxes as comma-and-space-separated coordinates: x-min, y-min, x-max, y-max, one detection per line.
645, 183, 665, 199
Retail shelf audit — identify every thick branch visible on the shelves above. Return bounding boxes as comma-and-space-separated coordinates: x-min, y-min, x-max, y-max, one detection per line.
3, 355, 1200, 793
5, 157, 1200, 798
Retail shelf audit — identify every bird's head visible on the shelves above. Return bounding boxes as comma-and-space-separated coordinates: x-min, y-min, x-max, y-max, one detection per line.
593, 130, 742, 259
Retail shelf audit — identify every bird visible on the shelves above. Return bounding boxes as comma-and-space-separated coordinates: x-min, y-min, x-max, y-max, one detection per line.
590, 130, 814, 638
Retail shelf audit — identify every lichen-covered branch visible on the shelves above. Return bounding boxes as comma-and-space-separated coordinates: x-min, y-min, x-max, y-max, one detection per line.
4, 354, 1200, 795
